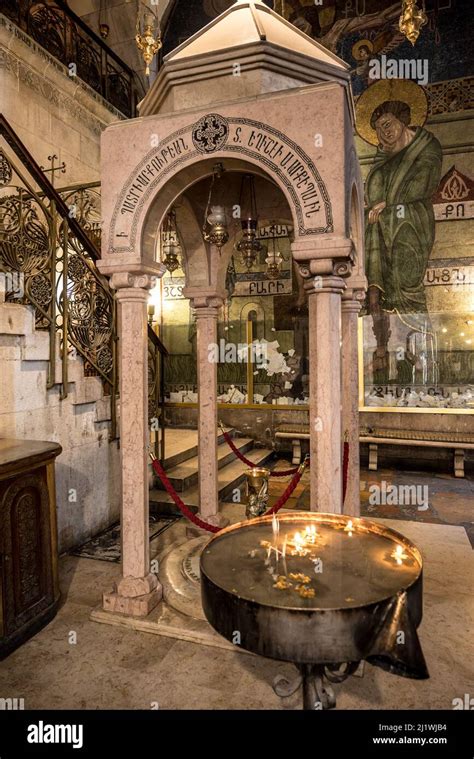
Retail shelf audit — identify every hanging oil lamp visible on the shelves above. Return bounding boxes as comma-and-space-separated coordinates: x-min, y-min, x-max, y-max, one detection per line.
161, 208, 181, 274
98, 0, 109, 38
235, 174, 263, 270
237, 218, 264, 269
265, 225, 283, 279
399, 0, 428, 45
135, 5, 162, 75
202, 164, 229, 253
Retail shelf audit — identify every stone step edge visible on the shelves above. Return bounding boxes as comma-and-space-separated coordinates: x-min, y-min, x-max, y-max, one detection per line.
150, 448, 274, 513
153, 437, 255, 491
158, 426, 235, 471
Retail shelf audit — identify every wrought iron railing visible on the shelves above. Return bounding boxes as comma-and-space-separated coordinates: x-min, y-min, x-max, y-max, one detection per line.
0, 114, 118, 438
2, 0, 140, 117
54, 180, 168, 460
0, 125, 169, 454
54, 179, 169, 459
58, 181, 102, 250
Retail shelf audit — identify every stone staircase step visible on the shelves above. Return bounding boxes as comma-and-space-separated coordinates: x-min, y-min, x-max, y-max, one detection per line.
149, 446, 274, 516
0, 302, 35, 336
21, 329, 50, 361
160, 426, 235, 471
1, 301, 115, 442
154, 436, 254, 492
72, 375, 104, 406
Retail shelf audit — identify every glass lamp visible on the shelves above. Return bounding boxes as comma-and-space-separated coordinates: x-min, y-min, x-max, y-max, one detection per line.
265, 248, 283, 279
202, 164, 229, 253
236, 218, 263, 270
265, 224, 284, 279
235, 174, 262, 270
162, 209, 181, 274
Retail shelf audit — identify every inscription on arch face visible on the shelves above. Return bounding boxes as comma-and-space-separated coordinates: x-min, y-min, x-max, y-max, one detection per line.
110, 114, 333, 252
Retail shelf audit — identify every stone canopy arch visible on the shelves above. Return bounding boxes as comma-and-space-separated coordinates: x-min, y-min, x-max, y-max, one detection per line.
140, 155, 293, 289
106, 112, 335, 269
96, 0, 366, 619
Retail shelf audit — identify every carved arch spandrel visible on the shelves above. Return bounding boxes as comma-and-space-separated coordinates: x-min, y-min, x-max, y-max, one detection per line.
108, 114, 335, 262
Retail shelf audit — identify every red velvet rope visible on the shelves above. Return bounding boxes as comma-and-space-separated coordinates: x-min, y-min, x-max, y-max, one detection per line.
150, 436, 349, 533
150, 454, 306, 532
265, 466, 305, 514
222, 430, 299, 476
151, 457, 221, 533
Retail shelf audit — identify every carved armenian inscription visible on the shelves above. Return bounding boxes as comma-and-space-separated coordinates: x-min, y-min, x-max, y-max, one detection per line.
230, 121, 324, 221
119, 134, 190, 217
111, 114, 332, 251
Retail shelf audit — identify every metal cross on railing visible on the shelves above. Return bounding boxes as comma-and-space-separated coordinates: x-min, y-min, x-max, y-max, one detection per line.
40, 154, 67, 187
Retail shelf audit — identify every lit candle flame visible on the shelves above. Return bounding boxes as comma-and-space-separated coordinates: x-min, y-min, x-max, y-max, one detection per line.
289, 531, 310, 556
304, 524, 317, 543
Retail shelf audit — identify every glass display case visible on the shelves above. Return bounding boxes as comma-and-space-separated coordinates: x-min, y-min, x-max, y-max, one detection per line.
360, 267, 474, 412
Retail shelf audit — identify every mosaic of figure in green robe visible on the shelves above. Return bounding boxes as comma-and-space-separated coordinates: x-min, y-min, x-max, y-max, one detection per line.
365, 99, 442, 321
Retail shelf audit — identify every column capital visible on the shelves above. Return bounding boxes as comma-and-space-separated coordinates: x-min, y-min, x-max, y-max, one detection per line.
295, 255, 354, 283
110, 271, 159, 292
97, 260, 166, 282
304, 274, 346, 296
193, 306, 222, 319
291, 235, 354, 277
342, 288, 365, 312
291, 235, 353, 259
183, 286, 226, 313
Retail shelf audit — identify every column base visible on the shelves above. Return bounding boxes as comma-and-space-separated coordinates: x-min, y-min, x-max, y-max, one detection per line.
186, 512, 229, 538
102, 585, 162, 617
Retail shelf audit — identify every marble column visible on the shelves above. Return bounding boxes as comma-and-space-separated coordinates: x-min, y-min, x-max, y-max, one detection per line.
103, 273, 161, 616
341, 291, 363, 516
306, 275, 346, 513
184, 291, 228, 531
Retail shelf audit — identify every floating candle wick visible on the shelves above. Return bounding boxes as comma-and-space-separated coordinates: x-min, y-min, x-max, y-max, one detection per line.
272, 513, 279, 541
344, 519, 354, 536
282, 535, 288, 576
391, 544, 408, 565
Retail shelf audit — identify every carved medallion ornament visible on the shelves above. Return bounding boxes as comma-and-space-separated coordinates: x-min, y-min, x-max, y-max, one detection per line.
192, 113, 229, 153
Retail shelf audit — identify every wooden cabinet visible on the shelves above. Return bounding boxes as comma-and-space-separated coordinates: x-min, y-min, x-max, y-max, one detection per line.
0, 439, 62, 659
